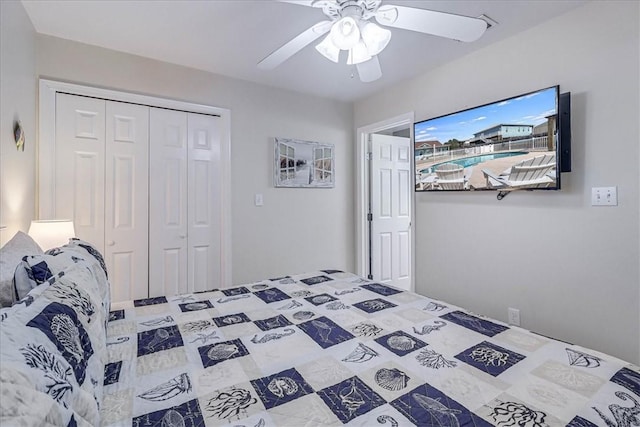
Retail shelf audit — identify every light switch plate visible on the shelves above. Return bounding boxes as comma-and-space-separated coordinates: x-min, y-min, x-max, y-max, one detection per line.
591, 187, 617, 206
254, 194, 263, 206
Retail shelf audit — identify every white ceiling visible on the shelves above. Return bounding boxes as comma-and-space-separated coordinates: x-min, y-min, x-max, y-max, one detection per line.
22, 0, 586, 102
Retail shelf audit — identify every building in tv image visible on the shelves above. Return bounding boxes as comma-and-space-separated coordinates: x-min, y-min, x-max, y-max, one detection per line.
415, 86, 559, 192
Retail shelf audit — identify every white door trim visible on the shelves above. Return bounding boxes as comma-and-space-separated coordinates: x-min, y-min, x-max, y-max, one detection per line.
356, 112, 415, 290
37, 78, 233, 286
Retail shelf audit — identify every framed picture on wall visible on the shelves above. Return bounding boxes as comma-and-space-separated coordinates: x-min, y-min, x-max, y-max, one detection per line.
274, 137, 335, 188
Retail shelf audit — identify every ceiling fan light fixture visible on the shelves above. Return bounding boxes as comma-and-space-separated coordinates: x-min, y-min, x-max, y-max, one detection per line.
347, 40, 372, 65
361, 21, 391, 56
330, 16, 360, 50
315, 34, 340, 63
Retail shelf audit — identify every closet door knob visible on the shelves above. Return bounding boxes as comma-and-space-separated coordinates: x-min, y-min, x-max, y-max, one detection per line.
179, 234, 187, 239
107, 240, 115, 246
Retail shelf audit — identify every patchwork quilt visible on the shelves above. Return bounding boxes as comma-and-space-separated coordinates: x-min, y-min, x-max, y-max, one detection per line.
103, 271, 640, 426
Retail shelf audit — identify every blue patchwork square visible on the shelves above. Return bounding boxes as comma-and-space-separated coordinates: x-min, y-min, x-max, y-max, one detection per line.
134, 296, 167, 307
25, 260, 54, 284
317, 376, 386, 423
137, 325, 184, 357
222, 286, 250, 296
178, 300, 213, 312
254, 288, 290, 303
361, 283, 402, 296
104, 361, 122, 386
133, 399, 203, 426
212, 313, 251, 327
194, 288, 218, 294
304, 293, 338, 306
353, 298, 397, 313
27, 302, 94, 384
297, 316, 354, 349
441, 310, 509, 337
250, 368, 314, 410
567, 416, 599, 427
375, 331, 427, 357
610, 367, 640, 395
198, 338, 249, 369
455, 341, 525, 376
391, 383, 492, 427
108, 309, 124, 322
270, 275, 291, 281
300, 275, 333, 285
254, 315, 293, 331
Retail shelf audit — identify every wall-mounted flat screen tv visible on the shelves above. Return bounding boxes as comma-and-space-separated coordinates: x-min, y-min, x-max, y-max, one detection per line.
414, 86, 565, 193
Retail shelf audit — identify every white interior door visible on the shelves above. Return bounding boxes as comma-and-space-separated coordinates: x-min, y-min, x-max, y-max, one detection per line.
105, 101, 149, 302
187, 113, 222, 293
149, 108, 188, 297
55, 93, 105, 251
370, 133, 412, 291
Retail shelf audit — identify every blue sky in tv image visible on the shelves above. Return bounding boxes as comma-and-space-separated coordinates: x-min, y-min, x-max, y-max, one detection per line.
414, 86, 559, 192
415, 86, 557, 144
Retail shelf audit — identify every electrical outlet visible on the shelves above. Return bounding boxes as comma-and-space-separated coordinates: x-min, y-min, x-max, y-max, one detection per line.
508, 308, 520, 326
591, 187, 618, 206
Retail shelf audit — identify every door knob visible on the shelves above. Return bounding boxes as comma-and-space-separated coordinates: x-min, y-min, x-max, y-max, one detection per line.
107, 240, 115, 246
179, 234, 187, 239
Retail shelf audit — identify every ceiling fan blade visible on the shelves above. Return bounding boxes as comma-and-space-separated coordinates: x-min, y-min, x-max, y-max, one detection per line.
375, 5, 487, 42
258, 20, 332, 70
277, 0, 315, 6
356, 56, 382, 83
278, 0, 338, 8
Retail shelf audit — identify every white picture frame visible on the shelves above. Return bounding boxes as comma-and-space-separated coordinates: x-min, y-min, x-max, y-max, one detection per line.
274, 137, 335, 188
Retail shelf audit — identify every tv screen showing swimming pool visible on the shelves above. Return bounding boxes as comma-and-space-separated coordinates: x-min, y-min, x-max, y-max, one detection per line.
414, 86, 562, 192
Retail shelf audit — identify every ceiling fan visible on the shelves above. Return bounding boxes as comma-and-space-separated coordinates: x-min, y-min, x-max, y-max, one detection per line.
258, 0, 488, 83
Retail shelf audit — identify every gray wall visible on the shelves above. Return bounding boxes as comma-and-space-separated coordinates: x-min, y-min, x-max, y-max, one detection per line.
34, 35, 355, 284
2, 0, 638, 365
355, 1, 640, 364
0, 0, 37, 244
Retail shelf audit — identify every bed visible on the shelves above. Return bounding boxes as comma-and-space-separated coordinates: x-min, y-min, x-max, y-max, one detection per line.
1, 235, 639, 426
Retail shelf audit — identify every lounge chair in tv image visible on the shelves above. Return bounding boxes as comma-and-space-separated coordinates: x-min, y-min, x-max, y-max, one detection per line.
416, 149, 557, 191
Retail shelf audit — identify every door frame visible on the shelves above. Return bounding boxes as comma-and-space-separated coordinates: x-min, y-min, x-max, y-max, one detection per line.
37, 78, 233, 286
355, 112, 415, 291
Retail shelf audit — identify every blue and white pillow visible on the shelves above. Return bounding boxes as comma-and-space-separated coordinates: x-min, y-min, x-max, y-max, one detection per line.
13, 239, 109, 306
0, 231, 43, 307
0, 242, 110, 426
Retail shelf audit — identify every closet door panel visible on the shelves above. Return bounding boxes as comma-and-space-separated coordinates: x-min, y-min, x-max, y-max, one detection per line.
149, 108, 188, 297
187, 113, 222, 293
106, 101, 149, 302
55, 94, 106, 251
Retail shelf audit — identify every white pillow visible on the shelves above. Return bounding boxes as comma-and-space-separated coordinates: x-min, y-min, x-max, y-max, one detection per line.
0, 231, 43, 307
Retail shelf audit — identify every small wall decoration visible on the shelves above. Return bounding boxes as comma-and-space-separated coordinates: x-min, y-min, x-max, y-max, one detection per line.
274, 137, 334, 188
14, 120, 25, 151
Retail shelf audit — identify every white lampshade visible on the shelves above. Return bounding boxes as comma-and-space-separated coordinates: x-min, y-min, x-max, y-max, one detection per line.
330, 16, 360, 50
28, 220, 75, 250
347, 40, 372, 65
315, 34, 340, 63
361, 21, 391, 56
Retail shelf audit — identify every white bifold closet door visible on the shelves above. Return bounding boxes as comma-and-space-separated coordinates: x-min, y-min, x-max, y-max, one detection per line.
55, 94, 149, 301
55, 94, 106, 251
104, 102, 149, 302
149, 108, 221, 297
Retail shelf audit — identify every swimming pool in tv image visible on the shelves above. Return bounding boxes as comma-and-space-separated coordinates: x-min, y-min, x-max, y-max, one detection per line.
415, 86, 559, 191
419, 152, 528, 174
